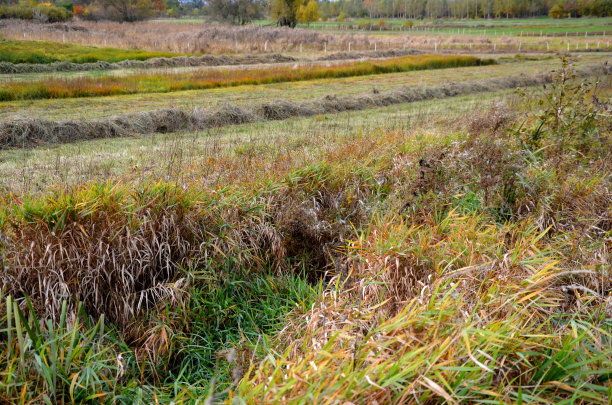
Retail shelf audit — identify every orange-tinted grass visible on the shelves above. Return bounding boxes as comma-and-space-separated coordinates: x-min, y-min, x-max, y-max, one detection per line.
0, 54, 495, 101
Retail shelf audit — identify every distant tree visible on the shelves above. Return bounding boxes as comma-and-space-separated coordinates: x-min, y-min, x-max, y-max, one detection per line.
270, 0, 305, 27
297, 0, 320, 24
95, 0, 156, 21
164, 0, 180, 15
336, 10, 348, 20
548, 3, 563, 17
208, 0, 264, 24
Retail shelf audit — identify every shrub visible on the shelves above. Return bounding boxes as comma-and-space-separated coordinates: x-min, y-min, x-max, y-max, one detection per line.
514, 55, 608, 155
73, 4, 85, 17
549, 3, 564, 18
0, 4, 73, 22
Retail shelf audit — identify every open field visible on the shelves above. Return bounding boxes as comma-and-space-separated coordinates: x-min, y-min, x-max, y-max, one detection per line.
273, 16, 612, 34
168, 16, 612, 33
0, 54, 491, 101
0, 53, 607, 121
0, 16, 611, 404
0, 89, 518, 195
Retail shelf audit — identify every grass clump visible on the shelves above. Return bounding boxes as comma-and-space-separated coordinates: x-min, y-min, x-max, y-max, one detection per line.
0, 54, 494, 101
0, 39, 182, 64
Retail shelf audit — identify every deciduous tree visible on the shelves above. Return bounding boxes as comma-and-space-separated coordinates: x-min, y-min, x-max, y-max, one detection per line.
297, 0, 320, 25
270, 0, 306, 27
208, 0, 264, 24
95, 0, 156, 21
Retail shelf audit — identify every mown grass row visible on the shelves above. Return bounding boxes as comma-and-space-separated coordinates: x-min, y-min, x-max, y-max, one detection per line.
0, 57, 609, 403
0, 55, 495, 101
0, 39, 182, 64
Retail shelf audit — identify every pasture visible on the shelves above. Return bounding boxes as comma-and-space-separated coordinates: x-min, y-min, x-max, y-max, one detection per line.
0, 15, 610, 404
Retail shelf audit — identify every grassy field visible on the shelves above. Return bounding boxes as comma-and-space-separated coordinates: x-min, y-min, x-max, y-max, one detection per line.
0, 39, 183, 64
1, 53, 607, 121
0, 89, 517, 195
173, 16, 612, 32
0, 18, 610, 404
257, 16, 612, 34
0, 54, 492, 101
1, 69, 610, 401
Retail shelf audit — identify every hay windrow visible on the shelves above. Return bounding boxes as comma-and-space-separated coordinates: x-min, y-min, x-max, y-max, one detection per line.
1, 63, 608, 150
0, 50, 425, 75
0, 53, 298, 74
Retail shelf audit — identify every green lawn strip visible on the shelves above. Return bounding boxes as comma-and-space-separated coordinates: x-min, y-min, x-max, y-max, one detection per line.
0, 39, 183, 64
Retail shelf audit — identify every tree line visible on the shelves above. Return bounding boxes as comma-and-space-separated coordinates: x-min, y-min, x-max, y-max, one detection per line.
317, 0, 610, 20
204, 0, 610, 25
1, 0, 610, 24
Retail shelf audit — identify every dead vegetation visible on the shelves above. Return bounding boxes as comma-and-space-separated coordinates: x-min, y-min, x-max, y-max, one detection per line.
0, 19, 570, 55
0, 19, 374, 54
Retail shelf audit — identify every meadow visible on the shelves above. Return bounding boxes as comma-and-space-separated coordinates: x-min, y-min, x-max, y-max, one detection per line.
0, 17, 610, 405
0, 54, 492, 101
278, 16, 612, 34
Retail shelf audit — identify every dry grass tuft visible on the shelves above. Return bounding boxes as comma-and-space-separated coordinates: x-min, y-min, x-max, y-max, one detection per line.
0, 183, 287, 335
